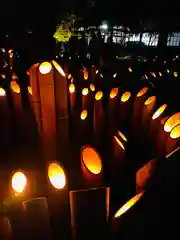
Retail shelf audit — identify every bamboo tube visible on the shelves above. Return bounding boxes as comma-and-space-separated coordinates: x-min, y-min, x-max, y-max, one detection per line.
119, 91, 131, 127
81, 88, 89, 109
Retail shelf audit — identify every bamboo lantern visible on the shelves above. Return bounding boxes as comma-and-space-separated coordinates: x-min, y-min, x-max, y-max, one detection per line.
23, 197, 52, 239
164, 112, 180, 133
173, 72, 178, 78
81, 87, 89, 109
93, 91, 104, 140
69, 187, 110, 240
69, 83, 76, 116
166, 125, 180, 154
119, 91, 131, 126
10, 81, 21, 112
132, 87, 148, 135
83, 69, 88, 80
29, 63, 42, 135
117, 131, 128, 148
80, 145, 103, 187
47, 162, 71, 239
89, 84, 95, 92
0, 216, 12, 240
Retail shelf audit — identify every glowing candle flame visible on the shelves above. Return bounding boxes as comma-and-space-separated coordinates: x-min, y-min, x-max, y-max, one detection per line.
80, 110, 88, 120
110, 88, 118, 99
144, 96, 156, 106
121, 92, 131, 102
152, 104, 167, 120
11, 81, 20, 93
136, 87, 148, 97
90, 84, 95, 92
0, 87, 6, 96
69, 83, 75, 93
95, 91, 103, 100
12, 172, 27, 193
84, 70, 88, 80
48, 162, 66, 189
164, 112, 180, 132
39, 62, 52, 74
82, 88, 89, 96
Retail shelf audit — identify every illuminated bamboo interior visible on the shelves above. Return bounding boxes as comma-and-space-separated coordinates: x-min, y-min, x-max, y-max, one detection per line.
114, 192, 144, 218
136, 87, 148, 97
1, 74, 6, 79
82, 88, 89, 96
0, 87, 6, 96
11, 81, 20, 94
48, 162, 66, 189
81, 147, 102, 174
114, 136, 125, 150
95, 91, 103, 100
144, 96, 156, 106
117, 131, 128, 142
69, 83, 75, 93
110, 88, 118, 99
152, 104, 167, 120
113, 73, 117, 78
12, 172, 27, 193
159, 72, 162, 77
90, 84, 95, 92
173, 72, 178, 77
52, 60, 66, 76
80, 110, 88, 120
83, 70, 88, 80
28, 86, 32, 95
170, 125, 180, 139
68, 74, 72, 79
164, 112, 180, 132
121, 91, 131, 102
128, 67, 132, 72
39, 62, 52, 74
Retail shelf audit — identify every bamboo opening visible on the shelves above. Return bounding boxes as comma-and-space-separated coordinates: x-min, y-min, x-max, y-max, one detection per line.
152, 104, 167, 120
80, 110, 88, 120
48, 162, 66, 189
39, 62, 52, 74
114, 136, 125, 150
110, 88, 118, 99
52, 60, 66, 76
95, 91, 103, 101
164, 112, 180, 132
170, 125, 180, 139
12, 172, 27, 193
121, 92, 131, 102
136, 87, 148, 97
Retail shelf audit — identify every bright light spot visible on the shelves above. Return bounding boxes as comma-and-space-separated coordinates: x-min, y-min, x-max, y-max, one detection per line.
164, 112, 180, 132
69, 83, 75, 93
80, 110, 88, 120
12, 172, 27, 193
110, 88, 118, 99
151, 72, 156, 78
1, 48, 5, 52
90, 84, 95, 92
159, 72, 162, 77
68, 74, 72, 79
11, 81, 20, 94
81, 146, 102, 174
137, 87, 148, 97
48, 163, 66, 189
100, 22, 108, 30
144, 96, 156, 105
170, 125, 180, 139
95, 91, 103, 100
144, 74, 148, 79
0, 87, 6, 96
113, 73, 117, 78
84, 70, 88, 80
121, 91, 131, 102
128, 67, 132, 72
96, 70, 99, 74
152, 104, 167, 120
39, 62, 52, 74
82, 88, 89, 96
117, 131, 128, 142
167, 69, 170, 73
1, 74, 6, 79
114, 136, 125, 150
174, 72, 178, 77
52, 60, 66, 76
114, 192, 144, 218
28, 86, 32, 95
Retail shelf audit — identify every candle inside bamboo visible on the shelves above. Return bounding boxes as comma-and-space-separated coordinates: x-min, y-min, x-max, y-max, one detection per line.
119, 91, 131, 126
69, 83, 76, 115
82, 88, 89, 109
166, 124, 180, 153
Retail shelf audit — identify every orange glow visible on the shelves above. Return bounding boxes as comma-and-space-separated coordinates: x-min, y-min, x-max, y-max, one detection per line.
90, 84, 95, 92
52, 60, 66, 76
164, 112, 180, 132
161, 116, 169, 125
12, 74, 17, 80
80, 110, 88, 120
128, 67, 132, 72
152, 104, 167, 120
69, 83, 75, 93
82, 88, 89, 96
8, 49, 13, 54
174, 72, 178, 77
84, 70, 88, 80
110, 88, 118, 99
11, 81, 20, 94
68, 74, 72, 79
114, 136, 125, 150
39, 62, 52, 74
121, 91, 131, 102
48, 162, 66, 189
10, 53, 13, 58
28, 86, 32, 95
81, 147, 102, 174
170, 125, 180, 139
144, 96, 156, 105
95, 91, 103, 100
136, 87, 148, 97
1, 74, 6, 79
114, 192, 144, 218
0, 87, 6, 96
117, 131, 128, 142
12, 172, 27, 193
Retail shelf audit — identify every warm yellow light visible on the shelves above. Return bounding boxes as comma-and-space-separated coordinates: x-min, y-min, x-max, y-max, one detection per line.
84, 70, 88, 80
144, 96, 156, 105
174, 72, 178, 77
48, 162, 66, 189
8, 49, 13, 54
10, 53, 13, 58
113, 73, 117, 78
121, 91, 131, 102
170, 125, 180, 139
95, 91, 103, 100
82, 147, 102, 174
164, 112, 180, 132
114, 192, 144, 218
151, 72, 156, 78
110, 88, 118, 99
12, 172, 27, 193
69, 83, 75, 93
39, 62, 52, 74
1, 74, 6, 79
52, 60, 66, 76
114, 136, 125, 150
68, 74, 72, 79
96, 70, 99, 74
0, 87, 6, 96
90, 84, 95, 92
117, 131, 128, 142
82, 88, 89, 96
159, 72, 162, 77
11, 81, 20, 94
152, 104, 167, 120
80, 110, 88, 120
128, 67, 132, 72
137, 87, 148, 97
28, 86, 32, 95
